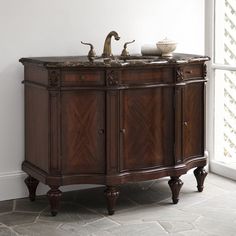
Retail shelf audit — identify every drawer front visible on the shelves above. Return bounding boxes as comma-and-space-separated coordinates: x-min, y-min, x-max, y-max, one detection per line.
176, 64, 203, 82
61, 70, 105, 86
121, 67, 174, 84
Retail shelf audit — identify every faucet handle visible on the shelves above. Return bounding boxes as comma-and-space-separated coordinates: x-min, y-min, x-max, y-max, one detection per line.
81, 41, 96, 62
121, 40, 135, 57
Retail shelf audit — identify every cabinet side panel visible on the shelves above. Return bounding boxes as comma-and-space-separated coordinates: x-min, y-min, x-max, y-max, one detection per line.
25, 64, 48, 85
25, 85, 49, 172
120, 87, 174, 171
183, 83, 204, 159
61, 91, 105, 174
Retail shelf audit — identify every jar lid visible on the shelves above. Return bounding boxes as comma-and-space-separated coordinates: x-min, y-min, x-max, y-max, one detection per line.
157, 37, 176, 44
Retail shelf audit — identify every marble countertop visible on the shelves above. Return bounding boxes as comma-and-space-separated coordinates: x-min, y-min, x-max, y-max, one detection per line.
19, 53, 210, 68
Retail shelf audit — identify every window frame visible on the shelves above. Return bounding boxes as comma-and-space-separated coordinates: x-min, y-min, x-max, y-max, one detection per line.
206, 0, 236, 180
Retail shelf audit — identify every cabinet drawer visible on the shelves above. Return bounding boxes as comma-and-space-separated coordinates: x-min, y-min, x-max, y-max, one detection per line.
176, 64, 203, 81
61, 70, 105, 86
121, 68, 173, 84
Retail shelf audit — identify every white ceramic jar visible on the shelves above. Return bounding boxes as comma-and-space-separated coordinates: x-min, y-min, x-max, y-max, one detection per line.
156, 38, 177, 57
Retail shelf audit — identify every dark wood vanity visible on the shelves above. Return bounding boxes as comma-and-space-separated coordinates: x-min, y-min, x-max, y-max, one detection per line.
20, 54, 210, 216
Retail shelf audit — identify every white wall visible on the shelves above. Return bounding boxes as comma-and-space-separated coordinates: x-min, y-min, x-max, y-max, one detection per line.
0, 0, 205, 201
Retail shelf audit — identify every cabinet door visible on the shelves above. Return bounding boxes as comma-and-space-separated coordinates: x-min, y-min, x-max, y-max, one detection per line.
61, 91, 105, 174
182, 83, 205, 160
119, 87, 174, 171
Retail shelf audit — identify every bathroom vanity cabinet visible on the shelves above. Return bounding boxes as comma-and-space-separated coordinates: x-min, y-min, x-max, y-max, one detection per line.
20, 54, 209, 216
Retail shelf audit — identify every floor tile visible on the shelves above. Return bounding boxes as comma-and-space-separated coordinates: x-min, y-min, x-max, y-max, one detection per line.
109, 204, 200, 224
0, 226, 18, 236
159, 220, 194, 233
0, 173, 235, 235
207, 173, 236, 192
194, 216, 236, 236
0, 212, 37, 226
121, 181, 171, 205
169, 229, 216, 236
60, 218, 119, 235
15, 198, 48, 213
106, 222, 168, 236
75, 186, 138, 215
0, 200, 13, 214
40, 202, 102, 224
14, 220, 72, 236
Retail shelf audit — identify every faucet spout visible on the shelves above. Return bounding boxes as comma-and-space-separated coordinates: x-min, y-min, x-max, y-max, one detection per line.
102, 31, 120, 58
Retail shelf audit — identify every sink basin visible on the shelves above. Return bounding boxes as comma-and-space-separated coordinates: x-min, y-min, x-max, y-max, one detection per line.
114, 55, 169, 65
92, 55, 168, 65
117, 55, 156, 60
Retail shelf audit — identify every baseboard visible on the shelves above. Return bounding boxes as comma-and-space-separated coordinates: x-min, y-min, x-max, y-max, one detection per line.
0, 171, 98, 201
0, 171, 30, 201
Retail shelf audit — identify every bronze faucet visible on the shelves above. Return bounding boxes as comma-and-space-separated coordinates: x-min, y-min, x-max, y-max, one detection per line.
121, 40, 135, 57
81, 41, 96, 62
102, 31, 120, 58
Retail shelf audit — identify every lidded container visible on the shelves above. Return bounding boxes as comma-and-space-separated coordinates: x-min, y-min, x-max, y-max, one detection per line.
156, 38, 177, 57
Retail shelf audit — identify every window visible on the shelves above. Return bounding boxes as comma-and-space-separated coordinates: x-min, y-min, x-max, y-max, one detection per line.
207, 0, 236, 179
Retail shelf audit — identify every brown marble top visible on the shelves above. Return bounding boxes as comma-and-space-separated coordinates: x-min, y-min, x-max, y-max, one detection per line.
19, 53, 210, 68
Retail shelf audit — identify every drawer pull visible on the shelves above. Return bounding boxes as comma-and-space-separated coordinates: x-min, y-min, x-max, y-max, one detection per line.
79, 75, 85, 81
185, 70, 193, 74
184, 121, 188, 127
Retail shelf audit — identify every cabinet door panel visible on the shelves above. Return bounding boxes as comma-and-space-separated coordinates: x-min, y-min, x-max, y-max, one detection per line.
183, 83, 204, 160
61, 91, 105, 174
120, 88, 174, 171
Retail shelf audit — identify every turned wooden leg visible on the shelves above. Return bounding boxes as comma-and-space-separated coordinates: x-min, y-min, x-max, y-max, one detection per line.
24, 176, 39, 201
194, 166, 208, 192
47, 186, 62, 216
104, 186, 120, 215
168, 176, 183, 204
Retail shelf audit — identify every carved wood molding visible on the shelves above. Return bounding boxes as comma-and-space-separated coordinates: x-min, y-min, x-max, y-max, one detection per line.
49, 70, 60, 88
104, 186, 120, 215
176, 67, 184, 81
168, 176, 183, 204
106, 70, 119, 86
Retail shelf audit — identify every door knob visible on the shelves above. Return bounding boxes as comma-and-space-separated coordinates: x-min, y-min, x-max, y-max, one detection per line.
98, 129, 104, 135
120, 129, 126, 134
183, 121, 188, 127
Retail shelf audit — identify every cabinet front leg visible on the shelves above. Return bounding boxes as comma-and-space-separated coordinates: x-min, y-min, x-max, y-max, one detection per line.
168, 176, 183, 204
104, 186, 120, 215
194, 166, 208, 192
24, 176, 39, 201
47, 186, 62, 216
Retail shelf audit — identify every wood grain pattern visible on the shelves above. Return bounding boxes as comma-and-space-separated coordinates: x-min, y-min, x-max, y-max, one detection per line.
25, 85, 49, 173
24, 176, 39, 201
182, 83, 204, 160
119, 87, 174, 171
121, 67, 173, 84
61, 91, 105, 174
194, 166, 208, 192
21, 54, 209, 216
25, 64, 48, 86
61, 70, 105, 86
106, 91, 119, 174
176, 64, 203, 82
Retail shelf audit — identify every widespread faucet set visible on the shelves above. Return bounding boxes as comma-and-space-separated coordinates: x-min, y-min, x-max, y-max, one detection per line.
81, 31, 135, 62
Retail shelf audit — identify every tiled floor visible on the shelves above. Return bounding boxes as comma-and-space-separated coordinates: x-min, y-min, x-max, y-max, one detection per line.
0, 173, 236, 235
